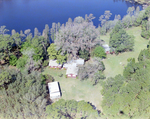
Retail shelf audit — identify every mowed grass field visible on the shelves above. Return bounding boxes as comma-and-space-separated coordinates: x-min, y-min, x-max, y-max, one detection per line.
101, 26, 149, 78
43, 68, 103, 110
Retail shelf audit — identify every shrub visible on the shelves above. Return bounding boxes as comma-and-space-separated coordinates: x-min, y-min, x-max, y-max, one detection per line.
92, 46, 106, 58
9, 55, 17, 66
43, 60, 48, 67
16, 56, 27, 69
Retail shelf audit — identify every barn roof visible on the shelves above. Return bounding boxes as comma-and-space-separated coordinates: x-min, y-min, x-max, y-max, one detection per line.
102, 44, 110, 52
48, 81, 61, 99
63, 58, 84, 69
48, 81, 60, 93
49, 60, 62, 67
66, 63, 78, 75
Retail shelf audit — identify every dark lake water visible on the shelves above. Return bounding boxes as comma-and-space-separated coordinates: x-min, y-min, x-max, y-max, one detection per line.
0, 0, 143, 34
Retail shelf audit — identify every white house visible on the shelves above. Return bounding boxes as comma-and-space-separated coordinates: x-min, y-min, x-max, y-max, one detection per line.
63, 58, 84, 69
66, 63, 79, 78
74, 58, 84, 65
102, 44, 110, 54
48, 81, 61, 100
49, 60, 62, 68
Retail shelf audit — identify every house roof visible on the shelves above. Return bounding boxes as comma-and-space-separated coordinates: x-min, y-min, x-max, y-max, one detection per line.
63, 58, 84, 69
75, 58, 84, 65
50, 92, 61, 99
49, 60, 62, 67
66, 63, 79, 75
48, 81, 60, 93
102, 44, 110, 52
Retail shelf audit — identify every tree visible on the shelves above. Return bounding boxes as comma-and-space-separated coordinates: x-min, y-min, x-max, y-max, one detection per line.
78, 49, 90, 61
0, 25, 9, 35
0, 34, 14, 61
78, 57, 105, 85
47, 43, 67, 64
99, 10, 112, 26
0, 69, 14, 88
47, 43, 58, 60
109, 22, 134, 53
138, 49, 150, 61
34, 27, 40, 37
46, 99, 99, 119
0, 70, 47, 119
54, 15, 99, 60
16, 56, 27, 69
101, 55, 150, 118
9, 55, 17, 66
92, 46, 106, 58
11, 32, 22, 55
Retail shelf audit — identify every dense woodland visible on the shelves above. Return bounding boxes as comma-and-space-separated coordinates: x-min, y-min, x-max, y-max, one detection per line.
0, 5, 150, 119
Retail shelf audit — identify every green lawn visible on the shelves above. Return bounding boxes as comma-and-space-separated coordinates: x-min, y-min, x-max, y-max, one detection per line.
101, 26, 149, 78
43, 68, 103, 110
43, 26, 148, 111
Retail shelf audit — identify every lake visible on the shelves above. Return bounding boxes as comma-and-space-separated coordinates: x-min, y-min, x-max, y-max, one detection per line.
0, 0, 143, 34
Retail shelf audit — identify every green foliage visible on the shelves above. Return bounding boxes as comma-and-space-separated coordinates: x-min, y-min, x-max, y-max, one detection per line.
0, 34, 14, 61
47, 43, 57, 60
46, 99, 99, 119
21, 36, 49, 61
0, 69, 14, 88
43, 60, 49, 67
9, 55, 17, 66
141, 20, 150, 39
79, 49, 90, 61
102, 54, 150, 118
109, 22, 134, 53
92, 46, 106, 58
0, 70, 47, 119
16, 56, 27, 69
93, 71, 105, 85
127, 57, 135, 63
138, 49, 150, 61
78, 57, 105, 85
47, 43, 67, 64
143, 6, 150, 21
41, 74, 54, 84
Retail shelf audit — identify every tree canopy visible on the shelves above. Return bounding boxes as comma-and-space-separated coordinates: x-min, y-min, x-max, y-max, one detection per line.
109, 22, 134, 53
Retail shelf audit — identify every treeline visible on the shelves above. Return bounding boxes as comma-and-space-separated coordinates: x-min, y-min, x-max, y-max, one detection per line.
101, 42, 150, 119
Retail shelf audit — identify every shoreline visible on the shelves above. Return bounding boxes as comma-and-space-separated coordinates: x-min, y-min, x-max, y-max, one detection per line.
126, 0, 150, 6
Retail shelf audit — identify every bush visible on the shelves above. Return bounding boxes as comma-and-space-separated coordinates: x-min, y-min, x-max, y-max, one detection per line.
16, 56, 27, 69
79, 49, 90, 61
92, 46, 106, 58
43, 60, 48, 67
9, 55, 17, 66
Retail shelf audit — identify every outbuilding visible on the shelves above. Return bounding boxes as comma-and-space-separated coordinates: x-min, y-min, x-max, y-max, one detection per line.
102, 44, 110, 54
66, 63, 79, 78
49, 60, 62, 68
48, 81, 61, 100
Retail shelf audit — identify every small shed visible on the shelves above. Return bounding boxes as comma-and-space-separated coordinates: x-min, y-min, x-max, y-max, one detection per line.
48, 81, 61, 100
102, 44, 110, 54
66, 63, 79, 78
49, 60, 62, 68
